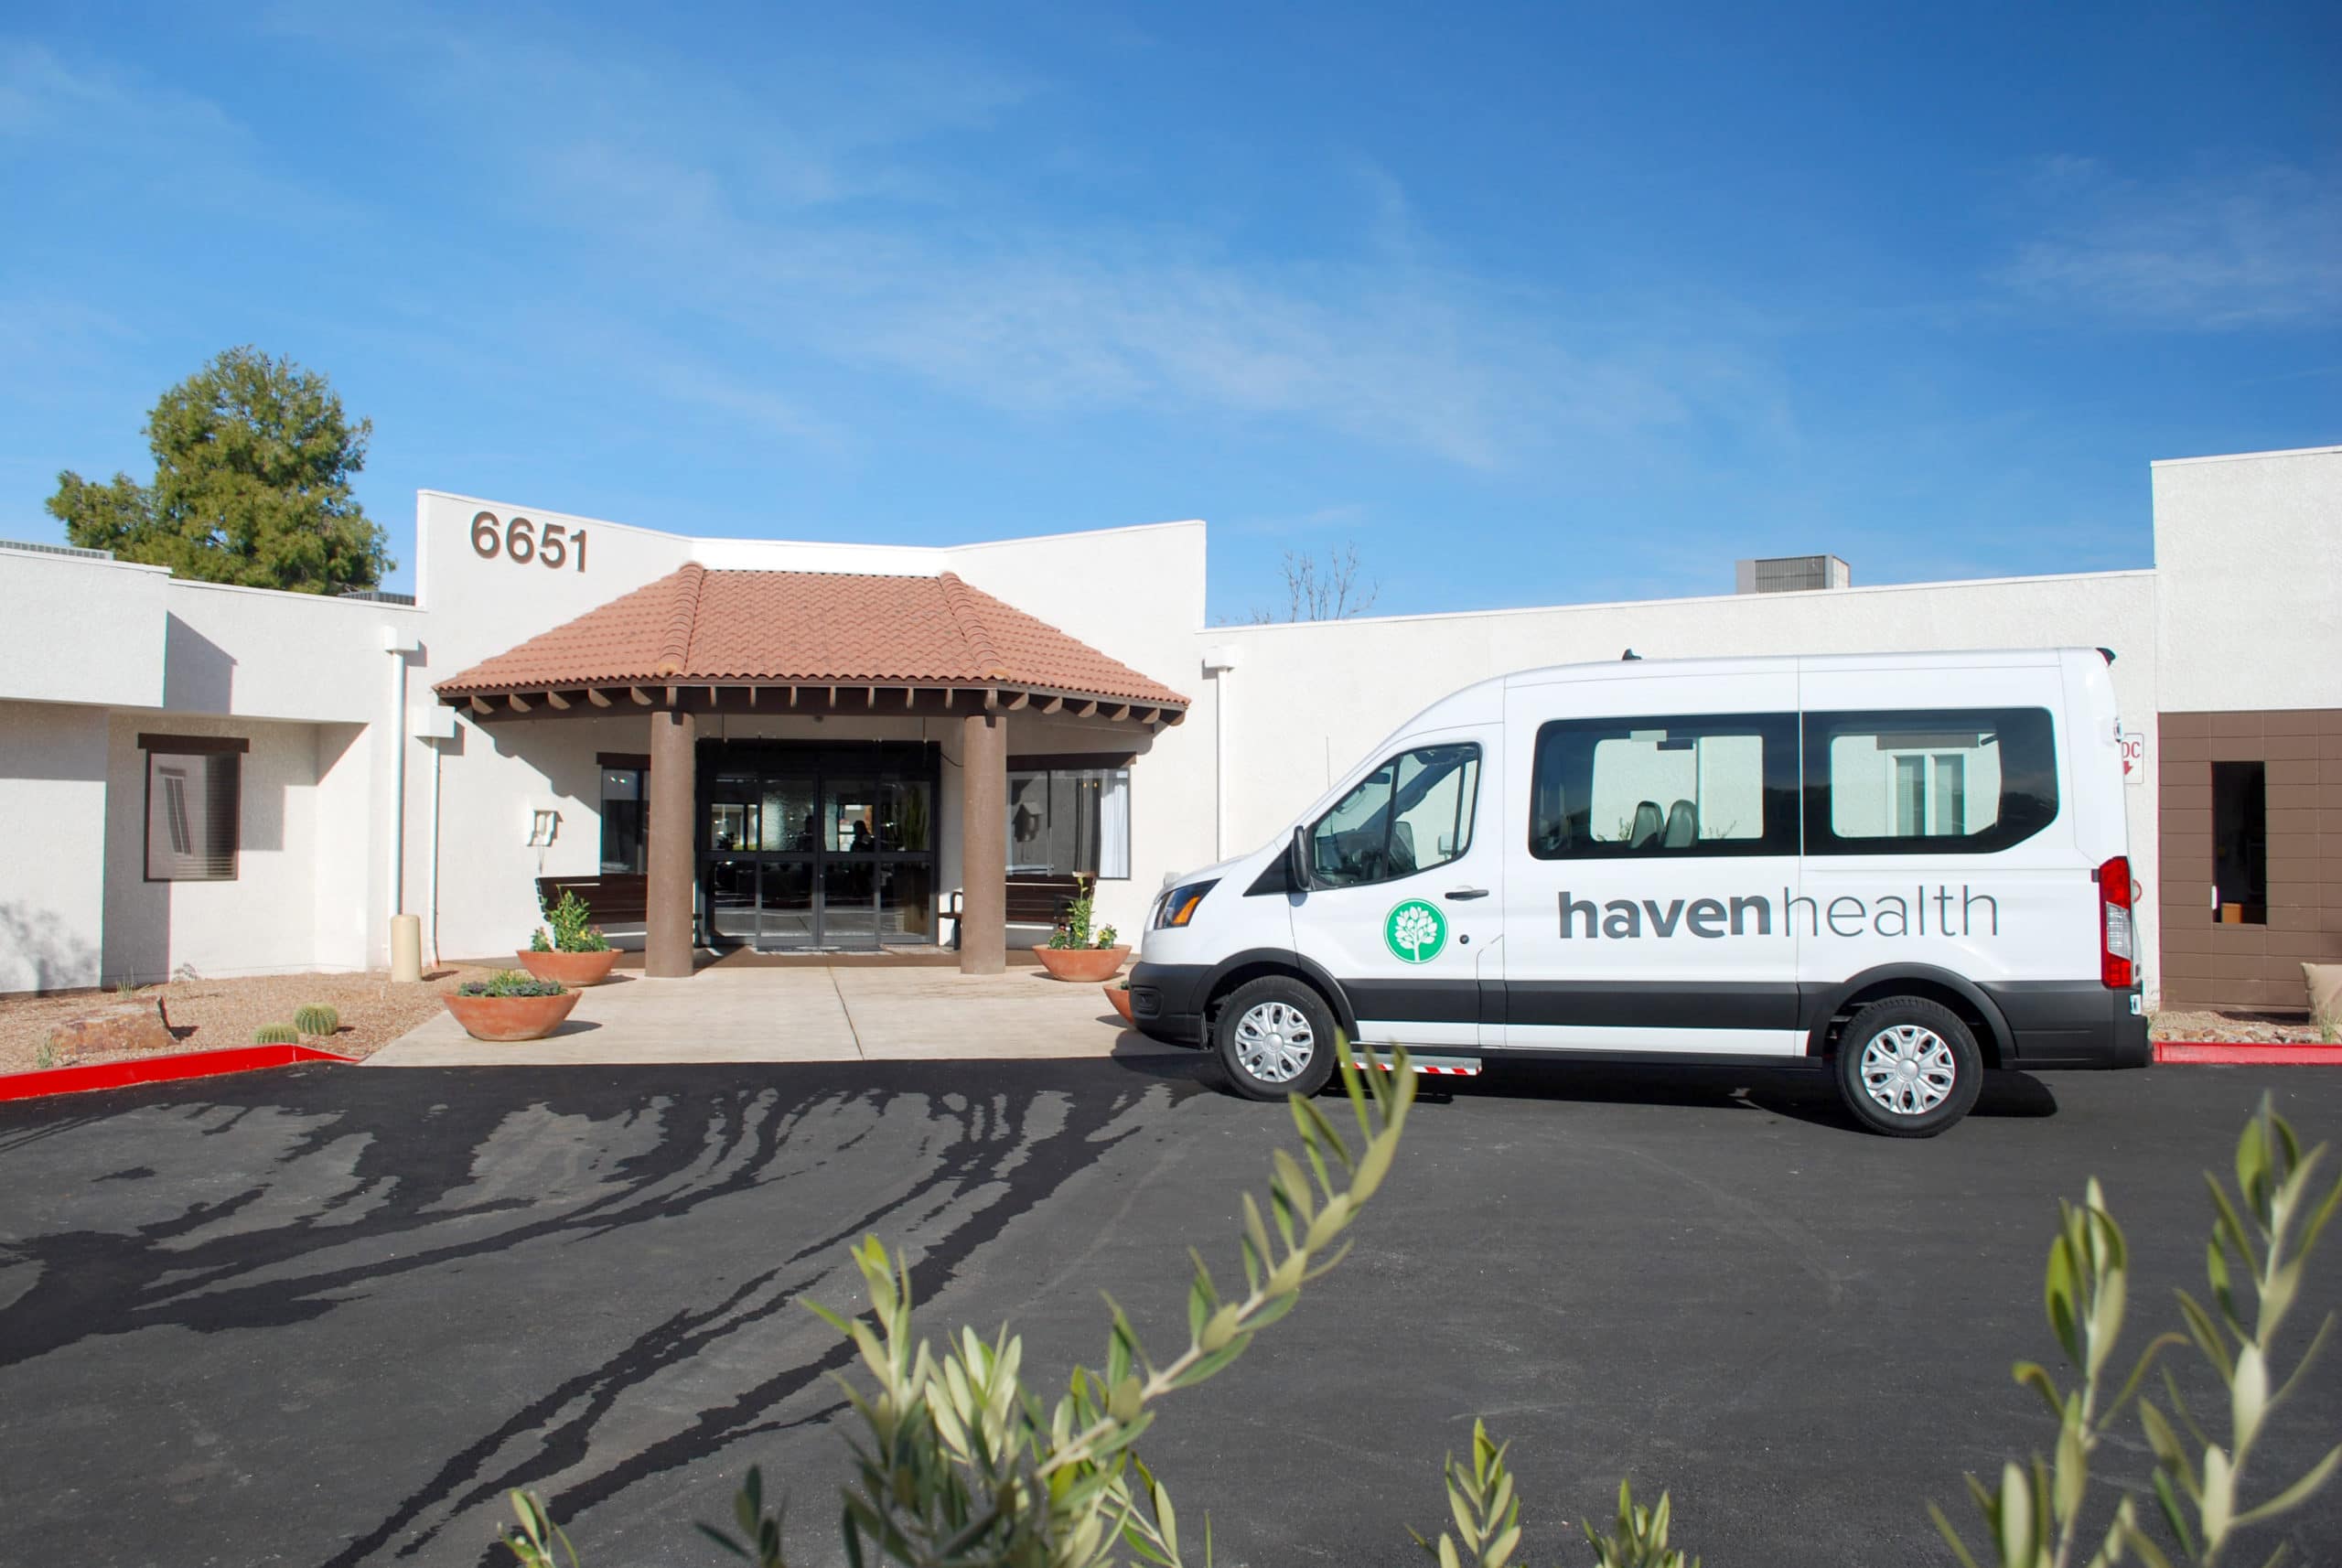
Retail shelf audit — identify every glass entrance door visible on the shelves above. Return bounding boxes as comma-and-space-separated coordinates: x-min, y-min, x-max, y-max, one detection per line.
697, 742, 939, 951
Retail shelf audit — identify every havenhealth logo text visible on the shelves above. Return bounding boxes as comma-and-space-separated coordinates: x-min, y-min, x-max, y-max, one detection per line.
1558, 886, 2001, 940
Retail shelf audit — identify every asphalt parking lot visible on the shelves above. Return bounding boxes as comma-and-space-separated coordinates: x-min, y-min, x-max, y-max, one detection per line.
2, 1056, 2338, 1568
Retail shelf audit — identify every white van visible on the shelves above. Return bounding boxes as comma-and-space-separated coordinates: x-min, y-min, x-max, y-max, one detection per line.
1131, 649, 2149, 1135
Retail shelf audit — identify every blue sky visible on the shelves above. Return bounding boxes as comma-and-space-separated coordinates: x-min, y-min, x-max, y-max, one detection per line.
3, 3, 2337, 617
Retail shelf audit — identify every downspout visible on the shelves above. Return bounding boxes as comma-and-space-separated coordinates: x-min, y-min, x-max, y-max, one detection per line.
426, 736, 444, 967
1201, 645, 1239, 861
381, 625, 421, 961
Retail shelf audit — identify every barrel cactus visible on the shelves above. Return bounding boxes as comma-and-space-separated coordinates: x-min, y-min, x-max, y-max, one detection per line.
252, 1023, 300, 1045
293, 1004, 340, 1037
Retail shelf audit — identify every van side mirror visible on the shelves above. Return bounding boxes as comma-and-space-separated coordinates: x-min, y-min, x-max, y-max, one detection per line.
1289, 825, 1314, 892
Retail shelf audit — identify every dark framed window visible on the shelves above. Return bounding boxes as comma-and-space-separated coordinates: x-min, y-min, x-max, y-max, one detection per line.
140, 735, 245, 882
1307, 742, 1481, 889
2211, 761, 2267, 924
1006, 761, 1132, 878
1530, 714, 1798, 859
1803, 707, 2057, 856
600, 765, 647, 873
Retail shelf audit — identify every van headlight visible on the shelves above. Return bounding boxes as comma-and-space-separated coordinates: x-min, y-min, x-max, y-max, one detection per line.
1153, 879, 1219, 929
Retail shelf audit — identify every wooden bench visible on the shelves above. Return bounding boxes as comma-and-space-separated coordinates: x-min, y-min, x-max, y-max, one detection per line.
534, 875, 650, 926
941, 875, 1085, 948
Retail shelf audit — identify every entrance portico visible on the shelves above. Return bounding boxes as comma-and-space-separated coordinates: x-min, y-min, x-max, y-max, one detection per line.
434, 564, 1187, 977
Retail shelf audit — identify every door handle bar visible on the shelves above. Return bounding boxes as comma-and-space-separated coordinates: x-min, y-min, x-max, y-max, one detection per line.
1445, 886, 1490, 900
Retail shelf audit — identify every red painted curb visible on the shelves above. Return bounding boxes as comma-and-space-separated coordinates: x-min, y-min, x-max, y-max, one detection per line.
2155, 1041, 2342, 1066
0, 1044, 360, 1103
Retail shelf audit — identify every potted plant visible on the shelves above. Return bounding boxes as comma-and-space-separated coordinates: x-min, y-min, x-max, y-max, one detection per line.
1031, 877, 1131, 983
517, 889, 620, 986
443, 970, 581, 1041
1103, 975, 1134, 1026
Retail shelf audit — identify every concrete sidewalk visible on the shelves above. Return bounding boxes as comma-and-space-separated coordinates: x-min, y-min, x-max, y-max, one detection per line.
366, 963, 1183, 1066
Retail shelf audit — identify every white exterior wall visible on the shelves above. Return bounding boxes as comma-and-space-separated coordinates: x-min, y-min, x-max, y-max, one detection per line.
6, 451, 2337, 1003
0, 701, 111, 991
2152, 446, 2342, 714
0, 548, 167, 709
98, 716, 379, 984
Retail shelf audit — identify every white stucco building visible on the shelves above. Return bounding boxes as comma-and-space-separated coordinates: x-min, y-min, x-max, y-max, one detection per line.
2, 443, 2337, 1014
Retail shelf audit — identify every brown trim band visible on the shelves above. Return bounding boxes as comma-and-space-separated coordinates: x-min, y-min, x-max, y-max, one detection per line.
137, 733, 250, 755
597, 752, 652, 770
1009, 752, 1139, 771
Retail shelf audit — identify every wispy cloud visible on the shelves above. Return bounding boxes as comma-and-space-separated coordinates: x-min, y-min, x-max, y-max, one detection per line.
1999, 156, 2342, 328
255, 10, 1794, 474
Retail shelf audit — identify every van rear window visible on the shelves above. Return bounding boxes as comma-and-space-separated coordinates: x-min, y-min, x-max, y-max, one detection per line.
1804, 708, 2057, 854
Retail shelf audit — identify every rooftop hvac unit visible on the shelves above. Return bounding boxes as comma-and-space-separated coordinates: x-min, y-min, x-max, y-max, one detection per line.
0, 538, 115, 561
1735, 554, 1852, 595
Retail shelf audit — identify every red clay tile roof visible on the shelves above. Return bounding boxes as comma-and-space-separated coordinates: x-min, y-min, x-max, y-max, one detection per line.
434, 564, 1188, 708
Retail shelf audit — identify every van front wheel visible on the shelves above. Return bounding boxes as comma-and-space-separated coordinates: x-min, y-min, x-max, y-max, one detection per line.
1832, 998, 1982, 1137
1213, 977, 1338, 1101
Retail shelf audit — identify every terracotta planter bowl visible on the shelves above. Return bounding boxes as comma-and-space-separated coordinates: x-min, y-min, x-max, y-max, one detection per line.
516, 949, 621, 987
1104, 984, 1134, 1025
1032, 944, 1131, 983
444, 989, 581, 1042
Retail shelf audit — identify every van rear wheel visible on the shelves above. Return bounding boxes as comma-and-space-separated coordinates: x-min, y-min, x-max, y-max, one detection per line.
1213, 977, 1338, 1101
1832, 997, 1982, 1137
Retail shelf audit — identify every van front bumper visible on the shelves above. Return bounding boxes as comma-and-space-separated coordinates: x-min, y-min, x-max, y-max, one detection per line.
1128, 961, 1211, 1049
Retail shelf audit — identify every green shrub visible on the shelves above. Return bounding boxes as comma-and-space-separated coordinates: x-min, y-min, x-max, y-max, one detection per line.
1046, 876, 1121, 950
252, 1023, 300, 1045
538, 890, 611, 954
496, 1083, 2337, 1568
292, 1004, 339, 1036
529, 927, 552, 953
458, 971, 565, 999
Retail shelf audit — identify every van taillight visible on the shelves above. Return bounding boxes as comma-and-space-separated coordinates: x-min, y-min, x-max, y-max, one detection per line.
2099, 855, 2135, 990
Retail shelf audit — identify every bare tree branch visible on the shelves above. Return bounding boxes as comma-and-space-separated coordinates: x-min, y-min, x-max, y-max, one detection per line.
1246, 542, 1380, 623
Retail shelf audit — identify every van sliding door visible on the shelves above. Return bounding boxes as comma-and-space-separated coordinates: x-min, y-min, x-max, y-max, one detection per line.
1497, 671, 1804, 1058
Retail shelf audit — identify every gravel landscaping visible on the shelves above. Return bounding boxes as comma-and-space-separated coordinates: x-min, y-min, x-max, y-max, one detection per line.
0, 966, 503, 1075
2152, 1008, 2329, 1045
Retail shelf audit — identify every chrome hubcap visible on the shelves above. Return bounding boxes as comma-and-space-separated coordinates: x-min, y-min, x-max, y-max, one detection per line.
1858, 1024, 1958, 1116
1234, 1002, 1316, 1084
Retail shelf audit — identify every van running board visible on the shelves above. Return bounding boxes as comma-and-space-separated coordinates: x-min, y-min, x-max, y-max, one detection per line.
1342, 1049, 1481, 1078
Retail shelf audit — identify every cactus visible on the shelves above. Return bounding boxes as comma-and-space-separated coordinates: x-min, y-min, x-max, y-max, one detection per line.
293, 1004, 340, 1036
252, 1023, 300, 1045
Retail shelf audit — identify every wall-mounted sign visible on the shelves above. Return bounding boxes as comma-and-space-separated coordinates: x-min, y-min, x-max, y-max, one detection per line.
2119, 730, 2144, 785
472, 510, 587, 572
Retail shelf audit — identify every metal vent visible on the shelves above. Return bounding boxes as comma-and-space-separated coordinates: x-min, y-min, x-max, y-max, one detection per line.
1735, 554, 1851, 595
0, 538, 114, 562
339, 588, 417, 606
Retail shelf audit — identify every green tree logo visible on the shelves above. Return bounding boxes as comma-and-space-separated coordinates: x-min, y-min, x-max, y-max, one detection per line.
1384, 898, 1446, 963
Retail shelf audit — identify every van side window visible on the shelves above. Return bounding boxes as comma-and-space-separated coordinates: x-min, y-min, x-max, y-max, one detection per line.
1530, 714, 1798, 859
1308, 743, 1480, 888
1805, 708, 2057, 854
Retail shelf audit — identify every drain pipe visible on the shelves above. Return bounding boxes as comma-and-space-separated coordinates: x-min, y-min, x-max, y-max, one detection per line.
1201, 644, 1238, 861
426, 735, 445, 967
381, 624, 422, 964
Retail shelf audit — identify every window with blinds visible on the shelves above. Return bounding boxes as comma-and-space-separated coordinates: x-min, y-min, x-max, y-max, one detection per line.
142, 738, 243, 881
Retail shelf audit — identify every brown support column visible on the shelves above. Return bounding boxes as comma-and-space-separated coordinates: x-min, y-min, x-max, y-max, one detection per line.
960, 710, 1006, 974
646, 707, 698, 978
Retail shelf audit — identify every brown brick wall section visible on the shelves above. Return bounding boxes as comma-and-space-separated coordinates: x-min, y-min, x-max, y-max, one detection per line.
2158, 710, 2342, 1014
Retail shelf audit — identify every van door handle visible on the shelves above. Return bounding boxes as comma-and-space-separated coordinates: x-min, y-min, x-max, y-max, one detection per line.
1445, 886, 1490, 900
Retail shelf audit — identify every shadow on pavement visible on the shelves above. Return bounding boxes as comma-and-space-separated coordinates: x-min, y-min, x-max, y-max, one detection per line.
1110, 1046, 2061, 1132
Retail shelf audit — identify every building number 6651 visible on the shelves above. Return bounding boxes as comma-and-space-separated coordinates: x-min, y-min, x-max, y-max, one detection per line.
471, 510, 587, 572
